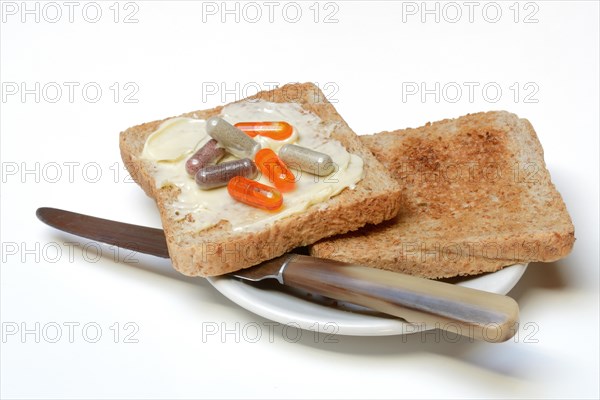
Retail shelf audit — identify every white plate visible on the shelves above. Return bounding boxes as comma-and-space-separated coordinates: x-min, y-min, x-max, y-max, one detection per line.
207, 263, 528, 336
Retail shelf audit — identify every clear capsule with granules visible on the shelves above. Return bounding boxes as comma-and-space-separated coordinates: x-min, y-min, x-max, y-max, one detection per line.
206, 116, 261, 159
185, 139, 226, 176
278, 144, 335, 176
195, 158, 258, 190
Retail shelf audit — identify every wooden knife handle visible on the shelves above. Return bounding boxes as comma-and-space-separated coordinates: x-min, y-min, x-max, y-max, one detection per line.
283, 255, 519, 342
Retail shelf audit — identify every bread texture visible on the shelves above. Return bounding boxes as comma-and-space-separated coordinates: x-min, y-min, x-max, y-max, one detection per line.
310, 111, 575, 279
120, 83, 402, 277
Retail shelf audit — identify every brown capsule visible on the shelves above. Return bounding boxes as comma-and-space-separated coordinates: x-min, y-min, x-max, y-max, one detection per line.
185, 139, 226, 176
195, 158, 258, 190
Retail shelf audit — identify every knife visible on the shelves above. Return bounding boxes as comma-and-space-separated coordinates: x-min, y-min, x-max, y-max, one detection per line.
36, 207, 519, 342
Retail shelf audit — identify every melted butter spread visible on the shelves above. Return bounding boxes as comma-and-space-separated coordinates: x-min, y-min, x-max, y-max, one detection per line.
141, 100, 364, 232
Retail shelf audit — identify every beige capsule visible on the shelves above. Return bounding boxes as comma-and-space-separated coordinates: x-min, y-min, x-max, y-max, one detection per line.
278, 144, 335, 177
206, 116, 261, 159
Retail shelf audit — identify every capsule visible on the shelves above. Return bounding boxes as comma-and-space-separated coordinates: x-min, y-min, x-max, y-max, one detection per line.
206, 116, 261, 159
227, 176, 283, 211
195, 158, 258, 190
185, 139, 226, 176
254, 148, 296, 192
278, 144, 335, 176
234, 121, 294, 141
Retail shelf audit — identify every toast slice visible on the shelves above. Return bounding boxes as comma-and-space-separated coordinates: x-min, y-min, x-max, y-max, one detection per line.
310, 111, 575, 279
120, 83, 402, 277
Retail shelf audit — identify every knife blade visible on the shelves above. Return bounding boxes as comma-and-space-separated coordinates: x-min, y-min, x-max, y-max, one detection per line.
36, 207, 519, 342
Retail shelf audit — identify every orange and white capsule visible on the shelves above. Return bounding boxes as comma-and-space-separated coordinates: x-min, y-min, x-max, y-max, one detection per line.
254, 148, 296, 192
234, 121, 293, 141
227, 176, 283, 211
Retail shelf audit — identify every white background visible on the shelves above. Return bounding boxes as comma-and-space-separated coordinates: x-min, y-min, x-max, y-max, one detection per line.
1, 1, 599, 399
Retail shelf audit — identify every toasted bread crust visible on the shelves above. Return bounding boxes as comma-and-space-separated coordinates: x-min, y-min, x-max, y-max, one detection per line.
120, 83, 402, 276
311, 111, 575, 279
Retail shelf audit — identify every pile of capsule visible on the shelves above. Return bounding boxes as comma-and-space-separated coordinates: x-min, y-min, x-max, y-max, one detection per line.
185, 117, 335, 211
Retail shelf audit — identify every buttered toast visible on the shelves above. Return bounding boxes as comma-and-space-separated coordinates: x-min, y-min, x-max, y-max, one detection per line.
120, 83, 402, 276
